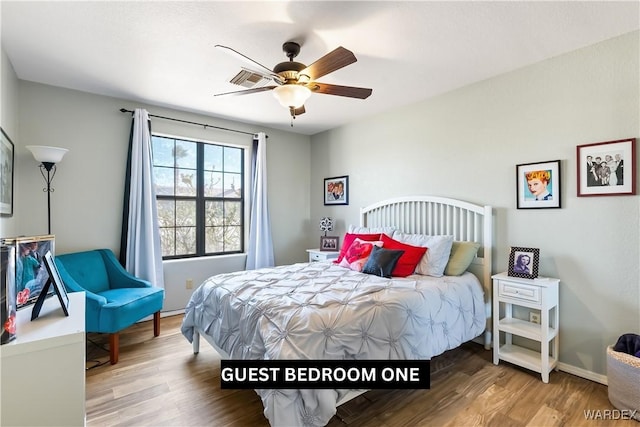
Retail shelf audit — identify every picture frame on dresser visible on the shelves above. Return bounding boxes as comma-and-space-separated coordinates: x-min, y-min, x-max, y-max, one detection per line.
320, 236, 339, 252
577, 138, 636, 197
7, 235, 56, 310
507, 246, 540, 279
31, 251, 69, 320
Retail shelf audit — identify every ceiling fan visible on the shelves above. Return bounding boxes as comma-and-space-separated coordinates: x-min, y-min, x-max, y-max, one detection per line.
214, 42, 373, 121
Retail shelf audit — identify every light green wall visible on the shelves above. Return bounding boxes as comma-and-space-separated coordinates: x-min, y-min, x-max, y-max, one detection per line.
14, 81, 311, 311
310, 31, 640, 377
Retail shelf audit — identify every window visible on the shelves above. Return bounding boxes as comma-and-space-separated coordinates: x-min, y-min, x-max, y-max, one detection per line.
152, 135, 244, 259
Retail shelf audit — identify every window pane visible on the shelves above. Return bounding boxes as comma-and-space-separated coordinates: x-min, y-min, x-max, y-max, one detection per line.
205, 201, 223, 226
160, 228, 175, 257
224, 147, 242, 173
154, 167, 174, 195
204, 144, 222, 172
152, 136, 174, 167
205, 171, 223, 197
225, 226, 242, 251
175, 227, 196, 255
157, 199, 175, 227
223, 172, 242, 198
205, 226, 224, 253
175, 140, 196, 169
224, 201, 241, 225
176, 200, 196, 226
176, 168, 197, 196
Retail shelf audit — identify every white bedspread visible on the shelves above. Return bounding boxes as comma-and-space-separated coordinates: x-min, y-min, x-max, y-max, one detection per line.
181, 262, 486, 426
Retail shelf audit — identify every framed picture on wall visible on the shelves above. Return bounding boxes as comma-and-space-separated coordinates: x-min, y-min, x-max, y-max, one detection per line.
0, 128, 15, 217
577, 138, 636, 197
507, 246, 540, 279
516, 160, 561, 209
324, 176, 349, 205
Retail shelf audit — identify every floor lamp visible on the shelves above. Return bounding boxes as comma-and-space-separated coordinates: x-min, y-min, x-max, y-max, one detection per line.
26, 145, 68, 235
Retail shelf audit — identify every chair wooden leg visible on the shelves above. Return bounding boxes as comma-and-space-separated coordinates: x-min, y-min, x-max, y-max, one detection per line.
109, 333, 119, 365
153, 311, 160, 337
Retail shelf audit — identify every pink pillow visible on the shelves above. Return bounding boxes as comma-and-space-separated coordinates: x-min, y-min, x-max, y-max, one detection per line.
338, 238, 383, 272
335, 233, 381, 263
380, 234, 428, 277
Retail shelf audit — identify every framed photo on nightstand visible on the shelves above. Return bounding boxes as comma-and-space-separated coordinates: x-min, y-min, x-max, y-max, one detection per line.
320, 236, 339, 251
507, 246, 540, 279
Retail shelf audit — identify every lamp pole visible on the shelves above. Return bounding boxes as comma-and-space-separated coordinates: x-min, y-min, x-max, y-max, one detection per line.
39, 162, 56, 235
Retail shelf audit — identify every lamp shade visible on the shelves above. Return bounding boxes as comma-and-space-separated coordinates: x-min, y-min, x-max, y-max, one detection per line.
319, 217, 334, 233
273, 84, 311, 108
26, 146, 68, 164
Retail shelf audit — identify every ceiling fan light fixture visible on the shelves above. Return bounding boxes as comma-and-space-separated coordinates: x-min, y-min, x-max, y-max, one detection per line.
273, 84, 311, 108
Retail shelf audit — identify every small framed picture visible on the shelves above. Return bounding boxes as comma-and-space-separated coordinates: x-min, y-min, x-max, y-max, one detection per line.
1, 128, 15, 217
324, 176, 349, 205
516, 160, 561, 209
507, 247, 540, 279
32, 251, 69, 320
577, 138, 636, 197
320, 236, 339, 252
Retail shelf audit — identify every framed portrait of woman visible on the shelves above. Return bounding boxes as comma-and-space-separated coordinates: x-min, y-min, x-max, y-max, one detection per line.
507, 246, 540, 279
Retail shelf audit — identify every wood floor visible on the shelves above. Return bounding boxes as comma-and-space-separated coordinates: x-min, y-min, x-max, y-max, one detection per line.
85, 315, 635, 427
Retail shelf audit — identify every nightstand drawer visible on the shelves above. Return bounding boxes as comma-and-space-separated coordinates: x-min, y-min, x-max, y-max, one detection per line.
499, 281, 540, 303
309, 252, 324, 262
306, 249, 339, 263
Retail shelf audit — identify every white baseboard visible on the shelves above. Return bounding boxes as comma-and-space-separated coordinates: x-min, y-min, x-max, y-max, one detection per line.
557, 362, 608, 385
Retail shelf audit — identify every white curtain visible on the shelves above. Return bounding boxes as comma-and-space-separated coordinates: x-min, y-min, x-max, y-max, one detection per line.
120, 108, 164, 288
245, 132, 274, 270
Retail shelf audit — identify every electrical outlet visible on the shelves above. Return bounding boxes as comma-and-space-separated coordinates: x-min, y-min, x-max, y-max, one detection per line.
529, 312, 540, 324
186, 279, 193, 289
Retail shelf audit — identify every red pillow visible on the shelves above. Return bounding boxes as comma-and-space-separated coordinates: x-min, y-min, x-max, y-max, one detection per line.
335, 233, 381, 263
380, 234, 428, 277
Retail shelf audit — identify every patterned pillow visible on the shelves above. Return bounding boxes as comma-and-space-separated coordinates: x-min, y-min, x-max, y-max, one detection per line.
379, 234, 428, 277
362, 246, 405, 278
335, 233, 381, 264
338, 238, 384, 272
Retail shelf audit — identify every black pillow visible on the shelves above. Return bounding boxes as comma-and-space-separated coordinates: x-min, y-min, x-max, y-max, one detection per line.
362, 245, 405, 278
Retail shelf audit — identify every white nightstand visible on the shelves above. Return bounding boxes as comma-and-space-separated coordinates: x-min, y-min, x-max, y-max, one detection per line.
306, 249, 339, 262
492, 272, 560, 383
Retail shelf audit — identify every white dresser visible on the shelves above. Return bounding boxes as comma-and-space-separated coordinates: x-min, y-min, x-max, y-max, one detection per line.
492, 273, 559, 383
0, 292, 86, 426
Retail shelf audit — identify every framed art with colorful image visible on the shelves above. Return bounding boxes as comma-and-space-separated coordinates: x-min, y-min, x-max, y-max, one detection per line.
0, 128, 14, 217
324, 176, 349, 205
516, 160, 561, 209
577, 138, 636, 197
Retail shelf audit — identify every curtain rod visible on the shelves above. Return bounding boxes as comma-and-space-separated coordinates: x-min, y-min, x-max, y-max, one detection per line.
119, 108, 265, 138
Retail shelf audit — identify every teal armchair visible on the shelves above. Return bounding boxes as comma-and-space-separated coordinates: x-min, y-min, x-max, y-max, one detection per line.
55, 249, 164, 364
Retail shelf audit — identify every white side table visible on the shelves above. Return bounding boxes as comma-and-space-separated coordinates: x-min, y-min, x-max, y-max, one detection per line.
306, 249, 339, 262
492, 272, 560, 383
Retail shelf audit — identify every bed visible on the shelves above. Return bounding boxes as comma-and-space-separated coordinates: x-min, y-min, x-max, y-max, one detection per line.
181, 196, 493, 427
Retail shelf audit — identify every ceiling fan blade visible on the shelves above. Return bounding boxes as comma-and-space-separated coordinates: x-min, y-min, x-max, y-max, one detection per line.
306, 82, 372, 99
215, 45, 284, 83
299, 46, 357, 81
214, 86, 277, 97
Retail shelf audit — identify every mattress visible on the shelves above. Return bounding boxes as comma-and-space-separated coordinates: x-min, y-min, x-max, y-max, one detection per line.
181, 261, 486, 426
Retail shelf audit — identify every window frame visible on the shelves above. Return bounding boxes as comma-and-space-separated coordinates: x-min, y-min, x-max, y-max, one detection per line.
152, 133, 246, 260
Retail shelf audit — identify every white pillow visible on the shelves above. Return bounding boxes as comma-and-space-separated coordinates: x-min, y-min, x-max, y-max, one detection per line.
392, 232, 454, 277
347, 225, 396, 236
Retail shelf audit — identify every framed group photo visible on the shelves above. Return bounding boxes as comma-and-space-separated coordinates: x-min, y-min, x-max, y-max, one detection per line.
324, 176, 349, 205
320, 236, 339, 252
507, 246, 540, 279
577, 138, 636, 197
516, 160, 561, 209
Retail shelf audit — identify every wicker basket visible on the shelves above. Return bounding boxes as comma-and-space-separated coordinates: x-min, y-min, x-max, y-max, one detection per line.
607, 345, 640, 421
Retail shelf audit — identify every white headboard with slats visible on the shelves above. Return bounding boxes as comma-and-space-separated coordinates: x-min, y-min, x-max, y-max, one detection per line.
360, 195, 493, 348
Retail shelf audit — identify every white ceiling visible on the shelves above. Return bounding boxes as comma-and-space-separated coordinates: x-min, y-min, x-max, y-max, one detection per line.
2, 1, 639, 135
